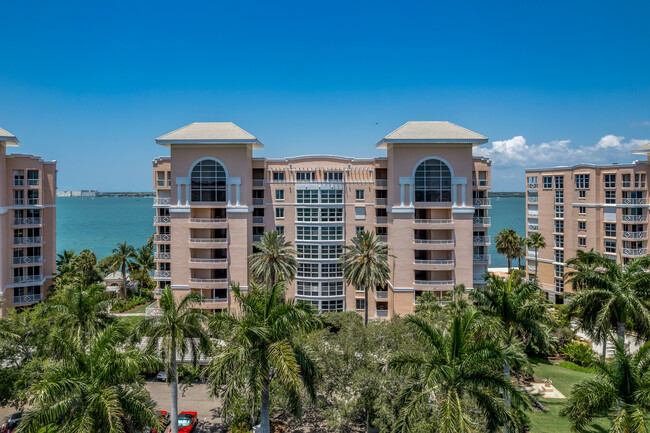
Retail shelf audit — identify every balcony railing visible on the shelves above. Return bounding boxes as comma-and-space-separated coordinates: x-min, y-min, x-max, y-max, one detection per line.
189, 258, 228, 263
623, 248, 647, 256
622, 215, 645, 222
378, 235, 388, 242
375, 198, 388, 206
146, 306, 163, 317
473, 254, 490, 263
252, 198, 264, 205
153, 198, 171, 206
13, 294, 42, 305
473, 236, 490, 244
414, 239, 454, 244
12, 236, 42, 245
189, 238, 227, 244
376, 291, 389, 299
153, 216, 171, 224
375, 310, 389, 318
13, 217, 42, 226
153, 270, 171, 279
202, 297, 229, 303
27, 198, 40, 205
528, 210, 539, 217
252, 179, 265, 188
28, 179, 39, 186
13, 198, 24, 205
473, 198, 491, 206
12, 256, 43, 265
153, 288, 163, 297
527, 224, 539, 231
414, 280, 454, 286
473, 217, 491, 225
414, 219, 453, 225
375, 217, 388, 224
375, 179, 388, 187
623, 231, 647, 239
154, 234, 171, 242
189, 278, 228, 284
622, 197, 645, 205
477, 180, 488, 188
154, 252, 171, 260
189, 218, 227, 223
13, 179, 24, 186
527, 183, 538, 189
12, 275, 43, 284
414, 259, 454, 265
252, 216, 265, 224
527, 196, 538, 203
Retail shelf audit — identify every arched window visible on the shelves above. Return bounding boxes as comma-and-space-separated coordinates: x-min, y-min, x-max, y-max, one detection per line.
190, 159, 227, 202
413, 158, 452, 202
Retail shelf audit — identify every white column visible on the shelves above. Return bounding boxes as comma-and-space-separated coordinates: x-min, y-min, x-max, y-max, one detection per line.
451, 182, 457, 206
409, 183, 414, 206
235, 184, 241, 206
185, 184, 190, 206
176, 184, 182, 206
227, 183, 232, 206
400, 184, 405, 207
461, 183, 466, 207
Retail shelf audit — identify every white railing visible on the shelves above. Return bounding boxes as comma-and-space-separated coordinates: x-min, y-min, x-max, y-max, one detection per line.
189, 238, 227, 243
473, 236, 490, 244
623, 248, 647, 256
189, 218, 227, 223
189, 278, 228, 283
414, 280, 454, 286
528, 210, 539, 217
12, 275, 43, 284
146, 306, 163, 317
527, 196, 538, 203
623, 231, 647, 239
414, 239, 454, 244
528, 265, 536, 272
622, 197, 645, 205
375, 179, 388, 187
473, 217, 491, 225
622, 215, 645, 222
375, 198, 388, 205
473, 198, 491, 206
153, 198, 171, 206
154, 234, 171, 242
473, 254, 490, 262
253, 179, 265, 187
153, 216, 171, 224
414, 219, 453, 224
28, 198, 40, 205
375, 310, 389, 318
153, 270, 171, 279
13, 179, 24, 186
477, 180, 488, 187
527, 183, 538, 189
189, 258, 228, 263
154, 252, 171, 260
28, 179, 39, 186
156, 180, 166, 188
527, 224, 539, 231
13, 294, 42, 305
12, 256, 42, 265
13, 199, 24, 205
376, 291, 389, 299
13, 217, 42, 226
375, 217, 388, 224
252, 198, 264, 205
253, 216, 265, 224
414, 259, 454, 265
202, 297, 228, 303
12, 236, 42, 245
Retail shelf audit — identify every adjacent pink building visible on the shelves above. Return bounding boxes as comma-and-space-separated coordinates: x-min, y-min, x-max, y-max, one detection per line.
0, 127, 57, 316
152, 121, 491, 317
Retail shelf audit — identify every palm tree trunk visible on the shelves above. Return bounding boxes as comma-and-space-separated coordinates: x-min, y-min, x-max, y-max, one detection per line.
260, 379, 271, 433
171, 346, 179, 433
507, 256, 512, 273
122, 263, 127, 299
504, 361, 511, 433
364, 286, 369, 327
602, 338, 608, 360
618, 321, 626, 345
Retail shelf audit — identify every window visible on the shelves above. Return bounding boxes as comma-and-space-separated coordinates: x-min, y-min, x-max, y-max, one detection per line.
296, 281, 319, 296
325, 171, 343, 182
578, 237, 586, 247
527, 176, 538, 187
322, 245, 343, 259
272, 172, 285, 181
322, 282, 344, 296
321, 208, 343, 222
322, 263, 342, 278
297, 263, 319, 278
554, 250, 564, 263
413, 159, 452, 202
554, 265, 564, 278
376, 226, 387, 236
555, 205, 564, 218
622, 174, 631, 188
555, 279, 564, 292
579, 206, 586, 214
276, 226, 284, 235
297, 244, 319, 259
356, 226, 364, 234
543, 176, 553, 189
579, 190, 586, 199
605, 190, 616, 204
157, 171, 165, 187
554, 220, 564, 233
321, 189, 343, 204
275, 189, 285, 200
190, 159, 227, 202
604, 174, 616, 188
554, 235, 564, 248
28, 190, 39, 205
605, 223, 616, 237
578, 221, 586, 231
321, 226, 343, 241
635, 173, 646, 188
296, 172, 313, 181
321, 299, 344, 312
478, 171, 488, 187
575, 174, 590, 189
275, 208, 284, 219
355, 207, 366, 219
296, 189, 317, 203
554, 176, 564, 189
297, 208, 318, 222
555, 190, 564, 203
355, 189, 365, 200
355, 299, 365, 311
13, 170, 24, 186
27, 170, 39, 186
605, 239, 616, 253
296, 226, 319, 241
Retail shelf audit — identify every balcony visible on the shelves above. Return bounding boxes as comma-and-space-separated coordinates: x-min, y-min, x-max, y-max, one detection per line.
473, 217, 491, 226
527, 196, 538, 203
154, 252, 171, 260
27, 198, 40, 205
12, 256, 43, 265
201, 297, 229, 304
621, 197, 645, 205
252, 198, 264, 206
189, 278, 229, 288
375, 216, 388, 224
253, 179, 265, 188
252, 216, 265, 224
414, 219, 454, 228
476, 180, 489, 188
375, 290, 389, 299
473, 198, 491, 207
622, 215, 646, 222
13, 294, 42, 305
378, 235, 388, 242
414, 280, 454, 287
189, 278, 228, 283
527, 224, 539, 231
375, 310, 389, 318
154, 234, 171, 242
414, 259, 454, 265
12, 217, 42, 226
623, 231, 647, 239
375, 179, 388, 187
12, 236, 42, 246
153, 288, 163, 297
153, 216, 171, 224
153, 270, 171, 280
623, 248, 647, 257
414, 239, 454, 245
413, 259, 455, 270
189, 218, 228, 228
189, 258, 228, 264
146, 306, 163, 317
189, 238, 228, 246
12, 275, 43, 284
473, 254, 490, 263
253, 234, 263, 242
153, 198, 171, 206
375, 198, 388, 206
527, 210, 539, 217
527, 183, 538, 189
473, 235, 490, 244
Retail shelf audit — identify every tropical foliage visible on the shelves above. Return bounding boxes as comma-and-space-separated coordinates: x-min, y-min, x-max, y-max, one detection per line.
249, 230, 298, 287
494, 228, 522, 272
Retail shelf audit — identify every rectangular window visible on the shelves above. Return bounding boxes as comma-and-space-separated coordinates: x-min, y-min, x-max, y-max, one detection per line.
578, 221, 586, 230
605, 239, 616, 253
322, 245, 343, 259
554, 175, 564, 189
297, 244, 319, 259
296, 172, 313, 181
321, 226, 343, 241
296, 226, 319, 241
296, 281, 319, 296
578, 237, 586, 247
297, 263, 319, 278
635, 173, 646, 188
555, 205, 564, 218
296, 189, 318, 203
321, 189, 343, 204
13, 170, 24, 186
276, 226, 284, 235
27, 190, 39, 205
355, 189, 365, 200
275, 208, 284, 219
543, 176, 553, 189
322, 263, 342, 278
555, 190, 564, 203
579, 190, 586, 199
356, 299, 365, 311
157, 171, 165, 187
27, 170, 39, 186
297, 208, 319, 222
555, 279, 564, 292
579, 206, 586, 214
605, 190, 616, 204
355, 207, 366, 219
554, 220, 564, 233
272, 172, 285, 181
325, 171, 343, 182
275, 189, 285, 200
622, 174, 631, 188
554, 235, 564, 248
320, 208, 343, 222
575, 174, 590, 189
605, 223, 616, 237
322, 282, 344, 296
356, 226, 364, 234
554, 265, 564, 278
527, 176, 538, 187
554, 250, 564, 263
321, 299, 344, 312
604, 174, 616, 188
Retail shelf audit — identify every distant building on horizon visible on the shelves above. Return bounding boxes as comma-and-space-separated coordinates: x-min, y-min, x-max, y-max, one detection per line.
525, 144, 650, 304
56, 189, 98, 197
0, 127, 57, 316
151, 121, 492, 317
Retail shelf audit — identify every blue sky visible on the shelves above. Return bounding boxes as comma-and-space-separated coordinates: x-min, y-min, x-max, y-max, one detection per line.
1, 0, 649, 191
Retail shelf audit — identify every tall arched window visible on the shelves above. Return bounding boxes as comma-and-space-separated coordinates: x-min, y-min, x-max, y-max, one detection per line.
413, 158, 452, 202
190, 159, 227, 202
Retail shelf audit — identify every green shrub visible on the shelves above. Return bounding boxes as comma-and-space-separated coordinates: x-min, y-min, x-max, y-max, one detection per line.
560, 341, 596, 367
559, 360, 597, 374
110, 295, 150, 312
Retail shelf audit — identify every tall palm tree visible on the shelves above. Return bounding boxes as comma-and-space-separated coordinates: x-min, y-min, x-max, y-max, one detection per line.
524, 233, 546, 279
339, 230, 391, 326
389, 310, 530, 433
111, 241, 136, 298
131, 244, 155, 295
135, 288, 210, 433
494, 229, 521, 272
206, 281, 321, 433
561, 338, 650, 432
19, 322, 162, 433
514, 234, 526, 270
73, 249, 102, 288
56, 249, 75, 271
566, 251, 650, 349
249, 230, 298, 288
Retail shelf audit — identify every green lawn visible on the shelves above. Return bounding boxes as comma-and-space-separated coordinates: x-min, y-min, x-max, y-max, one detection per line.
527, 360, 610, 433
117, 315, 146, 327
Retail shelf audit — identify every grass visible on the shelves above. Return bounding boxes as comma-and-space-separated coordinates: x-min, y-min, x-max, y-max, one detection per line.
117, 315, 146, 326
527, 359, 610, 433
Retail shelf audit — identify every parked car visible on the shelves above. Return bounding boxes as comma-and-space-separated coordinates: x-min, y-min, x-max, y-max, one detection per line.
1, 412, 22, 433
141, 410, 170, 433
177, 411, 197, 433
156, 371, 167, 381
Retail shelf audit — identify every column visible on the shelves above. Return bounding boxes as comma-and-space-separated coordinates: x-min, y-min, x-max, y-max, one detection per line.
185, 184, 190, 206
400, 184, 405, 207
461, 183, 466, 207
451, 182, 457, 206
409, 182, 414, 206
235, 184, 241, 206
177, 184, 182, 206
227, 183, 232, 206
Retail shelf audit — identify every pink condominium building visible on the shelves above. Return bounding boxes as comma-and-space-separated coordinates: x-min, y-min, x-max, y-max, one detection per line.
152, 121, 492, 317
0, 127, 57, 316
525, 144, 650, 304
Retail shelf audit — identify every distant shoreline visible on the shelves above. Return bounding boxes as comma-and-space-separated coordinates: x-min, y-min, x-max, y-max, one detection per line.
490, 192, 525, 198
58, 192, 154, 198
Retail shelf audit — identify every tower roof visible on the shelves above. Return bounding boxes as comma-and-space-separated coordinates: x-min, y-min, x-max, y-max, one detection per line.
632, 141, 650, 154
156, 122, 263, 148
0, 127, 20, 146
376, 121, 488, 148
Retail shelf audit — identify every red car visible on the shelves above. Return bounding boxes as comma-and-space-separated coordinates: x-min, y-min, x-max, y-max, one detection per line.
177, 411, 197, 433
1, 412, 22, 433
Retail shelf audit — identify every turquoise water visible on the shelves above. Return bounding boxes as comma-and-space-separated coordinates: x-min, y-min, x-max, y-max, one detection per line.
56, 196, 525, 267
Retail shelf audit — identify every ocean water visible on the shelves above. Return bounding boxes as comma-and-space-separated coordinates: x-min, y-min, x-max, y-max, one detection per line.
56, 196, 526, 267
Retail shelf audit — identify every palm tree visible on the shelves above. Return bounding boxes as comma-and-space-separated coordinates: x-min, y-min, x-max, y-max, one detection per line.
561, 338, 650, 432
135, 287, 210, 433
339, 230, 391, 326
389, 310, 530, 433
206, 281, 321, 433
249, 230, 298, 288
19, 322, 162, 433
566, 251, 650, 350
56, 249, 75, 271
111, 241, 136, 298
525, 233, 546, 279
131, 244, 155, 295
494, 229, 521, 272
73, 249, 102, 288
514, 234, 526, 270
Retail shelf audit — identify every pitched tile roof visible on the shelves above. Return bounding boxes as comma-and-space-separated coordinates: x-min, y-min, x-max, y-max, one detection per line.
156, 122, 263, 148
377, 121, 487, 147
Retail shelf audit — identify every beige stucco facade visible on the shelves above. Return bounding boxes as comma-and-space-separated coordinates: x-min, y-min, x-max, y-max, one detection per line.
0, 128, 57, 317
152, 122, 491, 318
525, 154, 650, 304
